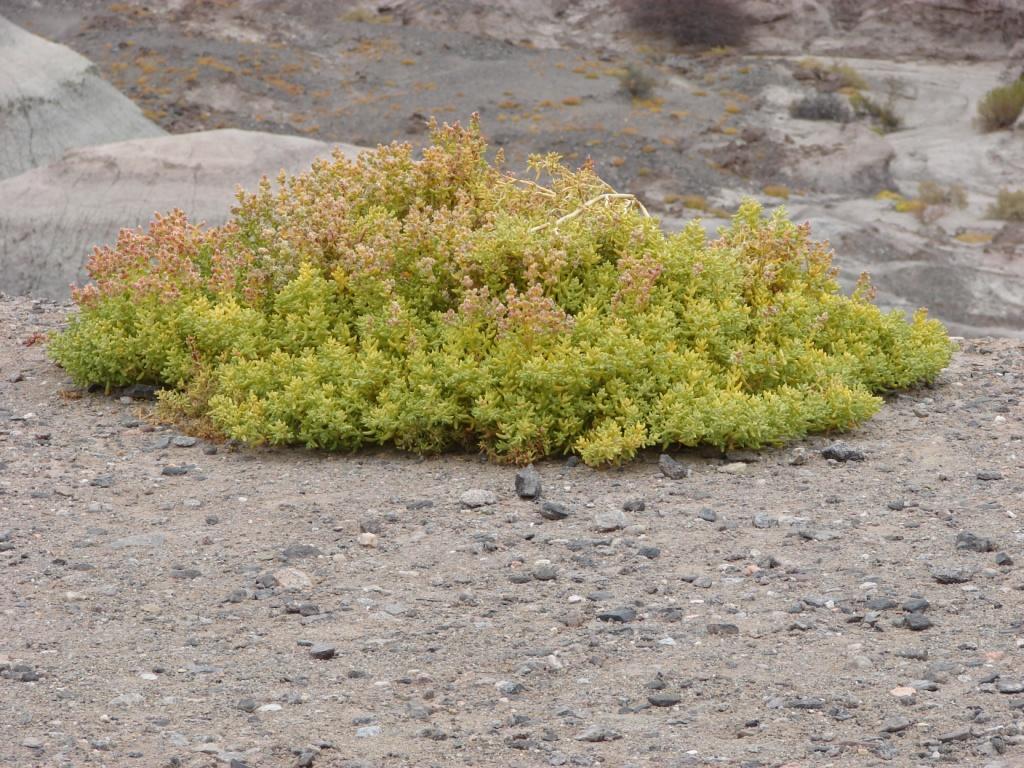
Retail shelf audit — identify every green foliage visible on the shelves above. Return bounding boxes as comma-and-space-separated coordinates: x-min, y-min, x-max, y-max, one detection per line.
618, 63, 657, 99
987, 187, 1024, 221
977, 78, 1024, 132
849, 92, 902, 133
50, 118, 954, 466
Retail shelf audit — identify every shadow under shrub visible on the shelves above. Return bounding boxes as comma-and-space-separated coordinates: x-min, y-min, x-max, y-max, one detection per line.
790, 93, 851, 122
619, 0, 752, 48
50, 118, 953, 466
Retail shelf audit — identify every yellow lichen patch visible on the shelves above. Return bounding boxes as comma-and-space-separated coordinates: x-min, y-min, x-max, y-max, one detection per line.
954, 231, 993, 245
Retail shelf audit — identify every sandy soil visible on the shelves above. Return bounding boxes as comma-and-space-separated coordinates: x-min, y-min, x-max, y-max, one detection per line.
2, 297, 1023, 768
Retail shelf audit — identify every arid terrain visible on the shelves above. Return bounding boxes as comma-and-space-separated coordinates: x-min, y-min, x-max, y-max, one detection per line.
3, 2, 1024, 767
2, 303, 1024, 768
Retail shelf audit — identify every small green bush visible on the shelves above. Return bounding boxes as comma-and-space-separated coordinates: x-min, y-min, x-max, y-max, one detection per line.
977, 78, 1024, 132
988, 188, 1024, 221
849, 92, 902, 133
50, 118, 953, 466
618, 63, 657, 99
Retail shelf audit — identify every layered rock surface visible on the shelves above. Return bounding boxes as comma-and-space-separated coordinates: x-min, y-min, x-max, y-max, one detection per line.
0, 129, 361, 299
0, 13, 163, 179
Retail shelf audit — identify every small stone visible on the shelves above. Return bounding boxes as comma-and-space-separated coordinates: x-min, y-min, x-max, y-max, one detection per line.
461, 489, 498, 508
956, 531, 996, 553
356, 726, 382, 738
995, 552, 1014, 566
357, 532, 378, 548
532, 563, 557, 581
281, 543, 322, 560
996, 680, 1024, 694
718, 462, 747, 474
496, 680, 525, 695
658, 454, 690, 480
784, 697, 825, 710
597, 607, 636, 623
309, 644, 336, 660
539, 501, 570, 521
902, 597, 930, 613
976, 470, 1002, 481
937, 726, 972, 742
638, 546, 661, 559
697, 507, 717, 523
109, 692, 144, 707
752, 514, 778, 529
236, 698, 258, 713
821, 441, 865, 462
931, 566, 972, 584
648, 693, 681, 707
273, 567, 313, 589
706, 623, 739, 636
881, 716, 912, 733
890, 686, 916, 702
866, 597, 897, 611
575, 726, 622, 742
161, 465, 189, 476
904, 614, 933, 631
622, 498, 645, 512
21, 737, 43, 749
515, 465, 542, 499
593, 509, 628, 532
172, 435, 197, 447
789, 446, 808, 465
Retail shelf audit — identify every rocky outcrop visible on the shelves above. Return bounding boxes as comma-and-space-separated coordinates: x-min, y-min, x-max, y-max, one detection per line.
0, 130, 363, 299
788, 123, 895, 196
391, 0, 1024, 60
0, 14, 164, 179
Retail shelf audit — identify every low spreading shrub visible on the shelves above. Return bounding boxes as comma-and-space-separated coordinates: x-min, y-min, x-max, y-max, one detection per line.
50, 118, 954, 466
619, 0, 752, 49
988, 188, 1024, 221
789, 93, 851, 122
977, 78, 1024, 132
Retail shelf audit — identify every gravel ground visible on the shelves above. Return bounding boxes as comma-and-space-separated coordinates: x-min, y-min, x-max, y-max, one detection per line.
1, 295, 1023, 768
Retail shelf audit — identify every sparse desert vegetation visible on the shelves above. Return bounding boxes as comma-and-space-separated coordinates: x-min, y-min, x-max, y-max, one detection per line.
988, 187, 1024, 221
977, 77, 1024, 131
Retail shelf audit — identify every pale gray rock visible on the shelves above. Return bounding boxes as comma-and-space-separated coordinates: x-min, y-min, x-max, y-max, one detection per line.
0, 129, 363, 299
0, 15, 164, 180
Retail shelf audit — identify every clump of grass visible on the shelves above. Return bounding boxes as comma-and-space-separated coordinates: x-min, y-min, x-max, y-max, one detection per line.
617, 63, 657, 99
977, 78, 1024, 132
987, 188, 1024, 221
796, 58, 867, 91
918, 180, 967, 209
789, 93, 851, 122
619, 0, 752, 49
849, 92, 901, 133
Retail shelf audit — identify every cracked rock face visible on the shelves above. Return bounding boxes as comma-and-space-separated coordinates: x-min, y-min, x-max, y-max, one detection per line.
0, 13, 164, 180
